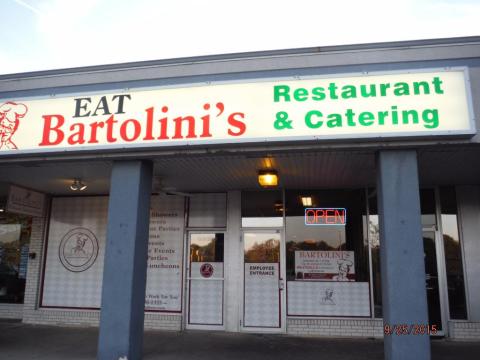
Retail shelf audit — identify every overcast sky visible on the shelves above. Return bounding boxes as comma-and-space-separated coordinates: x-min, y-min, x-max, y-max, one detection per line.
1, 0, 479, 75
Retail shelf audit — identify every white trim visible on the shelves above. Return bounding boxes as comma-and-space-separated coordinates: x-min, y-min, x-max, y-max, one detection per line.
454, 186, 471, 321
434, 187, 451, 335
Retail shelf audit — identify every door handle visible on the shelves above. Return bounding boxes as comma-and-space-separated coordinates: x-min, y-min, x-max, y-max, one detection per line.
279, 279, 285, 290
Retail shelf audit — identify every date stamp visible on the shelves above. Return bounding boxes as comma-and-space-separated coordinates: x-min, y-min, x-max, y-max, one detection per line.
384, 324, 438, 336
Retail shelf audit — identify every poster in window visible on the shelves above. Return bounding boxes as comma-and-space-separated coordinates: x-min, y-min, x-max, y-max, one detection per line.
294, 250, 355, 281
41, 195, 185, 311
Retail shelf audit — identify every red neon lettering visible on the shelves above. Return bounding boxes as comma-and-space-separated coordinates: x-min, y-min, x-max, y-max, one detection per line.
325, 209, 336, 224
315, 209, 325, 223
335, 209, 345, 224
305, 209, 315, 224
305, 208, 346, 225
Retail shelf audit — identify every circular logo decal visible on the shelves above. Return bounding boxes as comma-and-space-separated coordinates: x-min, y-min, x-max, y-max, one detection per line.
200, 263, 214, 278
59, 227, 99, 272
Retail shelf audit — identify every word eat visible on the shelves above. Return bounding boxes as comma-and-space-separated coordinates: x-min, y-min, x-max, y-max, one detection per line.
305, 208, 346, 226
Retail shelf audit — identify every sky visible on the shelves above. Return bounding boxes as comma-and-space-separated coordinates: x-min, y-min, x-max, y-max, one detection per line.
0, 0, 479, 75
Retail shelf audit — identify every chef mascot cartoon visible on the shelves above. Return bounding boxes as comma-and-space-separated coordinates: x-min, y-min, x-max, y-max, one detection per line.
0, 101, 28, 150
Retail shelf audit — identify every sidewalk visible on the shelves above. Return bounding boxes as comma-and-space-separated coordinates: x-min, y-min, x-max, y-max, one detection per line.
1, 320, 479, 359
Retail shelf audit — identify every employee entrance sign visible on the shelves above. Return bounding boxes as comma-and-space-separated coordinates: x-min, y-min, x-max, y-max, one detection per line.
0, 69, 474, 155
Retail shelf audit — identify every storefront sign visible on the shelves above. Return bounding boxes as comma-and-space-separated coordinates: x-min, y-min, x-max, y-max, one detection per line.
305, 208, 346, 225
6, 185, 46, 217
287, 281, 370, 317
142, 195, 185, 312
295, 251, 355, 281
42, 197, 107, 308
0, 69, 474, 156
42, 195, 185, 311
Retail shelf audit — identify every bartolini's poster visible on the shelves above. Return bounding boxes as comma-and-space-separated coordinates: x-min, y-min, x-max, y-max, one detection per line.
294, 250, 355, 281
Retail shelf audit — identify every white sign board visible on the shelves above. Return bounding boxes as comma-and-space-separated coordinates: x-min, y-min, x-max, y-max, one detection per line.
0, 69, 474, 156
295, 251, 355, 281
287, 281, 370, 317
41, 196, 107, 308
6, 185, 46, 217
145, 195, 185, 311
41, 195, 185, 311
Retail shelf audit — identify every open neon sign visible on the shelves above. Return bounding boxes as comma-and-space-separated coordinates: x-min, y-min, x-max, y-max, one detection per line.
304, 208, 347, 226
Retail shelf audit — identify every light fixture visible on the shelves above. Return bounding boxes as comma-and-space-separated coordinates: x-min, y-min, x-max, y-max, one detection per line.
70, 179, 87, 191
301, 196, 313, 207
0, 208, 4, 212
258, 170, 278, 187
274, 201, 284, 213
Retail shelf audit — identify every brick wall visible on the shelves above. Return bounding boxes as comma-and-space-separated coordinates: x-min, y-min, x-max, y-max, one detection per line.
0, 304, 23, 319
22, 217, 46, 319
448, 321, 480, 341
287, 318, 384, 338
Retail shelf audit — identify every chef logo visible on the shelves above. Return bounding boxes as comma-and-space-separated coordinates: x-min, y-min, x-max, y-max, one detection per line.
200, 263, 214, 278
0, 101, 28, 150
59, 228, 99, 272
320, 288, 336, 305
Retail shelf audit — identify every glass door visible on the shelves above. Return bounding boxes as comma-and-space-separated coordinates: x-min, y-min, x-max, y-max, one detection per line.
186, 232, 225, 329
423, 229, 444, 335
241, 230, 285, 332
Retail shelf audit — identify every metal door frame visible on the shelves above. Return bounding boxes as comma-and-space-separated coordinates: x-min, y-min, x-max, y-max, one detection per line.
432, 187, 452, 337
422, 225, 447, 336
185, 230, 226, 331
239, 228, 286, 333
418, 186, 454, 337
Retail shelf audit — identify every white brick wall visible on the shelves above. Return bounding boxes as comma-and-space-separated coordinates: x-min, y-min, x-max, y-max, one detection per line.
448, 321, 480, 341
287, 318, 384, 338
0, 303, 23, 319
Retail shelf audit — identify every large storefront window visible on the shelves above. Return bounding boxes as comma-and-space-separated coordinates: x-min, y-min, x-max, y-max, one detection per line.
241, 190, 283, 227
0, 210, 32, 304
285, 189, 370, 317
440, 187, 467, 319
369, 188, 467, 323
369, 189, 438, 318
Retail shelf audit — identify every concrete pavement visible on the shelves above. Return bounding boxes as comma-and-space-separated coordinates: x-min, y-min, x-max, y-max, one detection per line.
0, 320, 479, 359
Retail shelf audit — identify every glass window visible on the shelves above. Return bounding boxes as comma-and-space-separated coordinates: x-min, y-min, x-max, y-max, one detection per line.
241, 191, 283, 227
440, 187, 467, 320
189, 233, 224, 262
285, 190, 371, 317
420, 189, 437, 228
370, 188, 438, 318
0, 211, 32, 304
367, 191, 382, 318
286, 189, 368, 282
244, 232, 280, 263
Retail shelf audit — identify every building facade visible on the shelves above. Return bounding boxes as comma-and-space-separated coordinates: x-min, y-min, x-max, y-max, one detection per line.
1, 37, 480, 359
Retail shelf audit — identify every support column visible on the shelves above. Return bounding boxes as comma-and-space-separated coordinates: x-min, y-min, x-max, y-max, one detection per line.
377, 151, 430, 360
225, 191, 241, 331
98, 161, 153, 360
